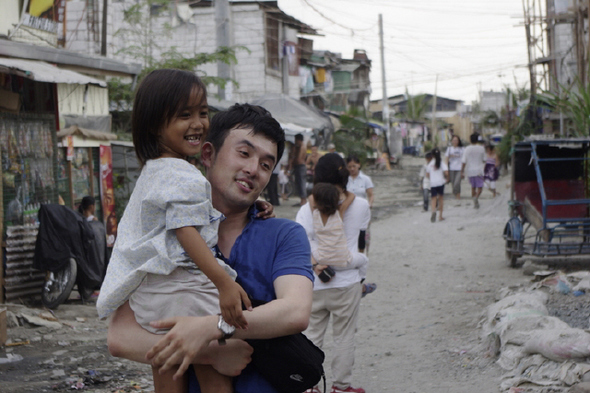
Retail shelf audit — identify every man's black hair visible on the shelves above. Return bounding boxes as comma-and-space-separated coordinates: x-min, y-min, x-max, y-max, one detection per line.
470, 133, 479, 144
207, 103, 285, 165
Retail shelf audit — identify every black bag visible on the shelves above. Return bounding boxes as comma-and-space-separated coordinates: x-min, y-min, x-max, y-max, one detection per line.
245, 300, 325, 393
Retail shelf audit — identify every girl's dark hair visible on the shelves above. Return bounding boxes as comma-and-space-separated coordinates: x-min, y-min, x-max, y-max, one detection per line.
346, 155, 361, 165
132, 69, 207, 166
432, 148, 441, 169
314, 153, 349, 189
78, 196, 95, 214
312, 183, 340, 216
486, 143, 495, 151
207, 103, 285, 165
452, 135, 463, 147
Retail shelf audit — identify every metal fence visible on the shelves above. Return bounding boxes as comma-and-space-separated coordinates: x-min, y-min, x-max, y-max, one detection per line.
1, 113, 58, 303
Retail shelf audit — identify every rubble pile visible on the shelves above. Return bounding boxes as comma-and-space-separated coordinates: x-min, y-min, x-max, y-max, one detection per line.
482, 270, 590, 393
0, 304, 154, 392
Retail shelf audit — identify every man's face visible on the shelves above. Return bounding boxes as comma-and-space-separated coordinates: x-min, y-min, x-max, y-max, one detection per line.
202, 126, 277, 213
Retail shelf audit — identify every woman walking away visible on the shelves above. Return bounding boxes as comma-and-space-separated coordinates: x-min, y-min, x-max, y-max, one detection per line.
296, 153, 371, 393
426, 148, 449, 223
345, 155, 376, 296
483, 144, 500, 198
445, 135, 464, 199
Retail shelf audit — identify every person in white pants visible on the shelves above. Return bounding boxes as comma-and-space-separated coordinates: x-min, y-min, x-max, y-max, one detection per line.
296, 153, 371, 393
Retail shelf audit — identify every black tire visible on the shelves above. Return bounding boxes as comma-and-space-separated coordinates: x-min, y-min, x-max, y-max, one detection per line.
505, 240, 519, 268
41, 258, 77, 309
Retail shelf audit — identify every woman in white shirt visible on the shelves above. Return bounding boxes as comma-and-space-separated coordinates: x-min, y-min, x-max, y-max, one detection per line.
426, 148, 449, 223
445, 135, 464, 200
346, 155, 374, 207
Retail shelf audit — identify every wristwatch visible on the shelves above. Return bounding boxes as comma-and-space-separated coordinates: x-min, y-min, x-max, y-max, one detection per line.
217, 314, 235, 345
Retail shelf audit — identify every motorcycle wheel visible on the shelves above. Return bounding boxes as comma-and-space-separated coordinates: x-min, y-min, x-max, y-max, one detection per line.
41, 258, 77, 309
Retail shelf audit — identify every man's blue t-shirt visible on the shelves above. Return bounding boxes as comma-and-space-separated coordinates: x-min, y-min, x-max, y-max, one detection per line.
189, 206, 313, 393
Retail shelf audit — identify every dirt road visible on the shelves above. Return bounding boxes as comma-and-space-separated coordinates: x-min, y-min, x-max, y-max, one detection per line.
0, 156, 528, 392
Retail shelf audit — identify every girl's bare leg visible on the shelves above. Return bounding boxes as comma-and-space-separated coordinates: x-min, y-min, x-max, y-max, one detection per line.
194, 364, 233, 393
153, 365, 187, 393
438, 195, 444, 221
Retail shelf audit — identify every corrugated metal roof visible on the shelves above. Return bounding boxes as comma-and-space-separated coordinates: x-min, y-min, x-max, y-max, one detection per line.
0, 39, 141, 77
0, 58, 107, 87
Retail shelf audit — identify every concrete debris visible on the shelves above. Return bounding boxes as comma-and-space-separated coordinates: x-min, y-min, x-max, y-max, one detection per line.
0, 353, 24, 364
570, 382, 590, 393
20, 313, 62, 329
38, 311, 59, 322
521, 260, 549, 276
5, 310, 19, 328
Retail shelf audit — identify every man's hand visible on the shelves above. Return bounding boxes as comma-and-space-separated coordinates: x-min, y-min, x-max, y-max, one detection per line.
219, 281, 252, 330
209, 340, 253, 376
255, 200, 275, 219
146, 315, 219, 380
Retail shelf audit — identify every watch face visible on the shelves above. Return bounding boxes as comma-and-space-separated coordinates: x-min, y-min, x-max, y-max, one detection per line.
219, 317, 235, 335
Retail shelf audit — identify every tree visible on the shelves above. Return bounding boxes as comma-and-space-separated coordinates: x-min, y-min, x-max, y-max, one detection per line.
397, 89, 430, 122
108, 0, 243, 132
332, 107, 373, 163
538, 78, 590, 137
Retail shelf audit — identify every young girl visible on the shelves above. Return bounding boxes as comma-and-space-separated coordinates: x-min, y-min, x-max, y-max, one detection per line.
426, 148, 449, 222
97, 69, 261, 393
445, 135, 464, 199
310, 182, 354, 268
419, 152, 433, 212
484, 144, 500, 197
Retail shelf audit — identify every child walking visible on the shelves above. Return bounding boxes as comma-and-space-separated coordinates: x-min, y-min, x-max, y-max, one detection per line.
483, 144, 500, 197
97, 69, 254, 393
426, 148, 449, 222
419, 152, 433, 211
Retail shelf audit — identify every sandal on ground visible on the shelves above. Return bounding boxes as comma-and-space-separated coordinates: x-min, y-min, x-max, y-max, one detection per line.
362, 282, 377, 297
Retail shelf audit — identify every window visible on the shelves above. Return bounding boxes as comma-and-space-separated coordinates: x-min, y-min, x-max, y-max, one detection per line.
266, 15, 279, 71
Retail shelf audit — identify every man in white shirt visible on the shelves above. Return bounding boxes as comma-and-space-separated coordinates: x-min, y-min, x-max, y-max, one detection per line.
461, 133, 486, 209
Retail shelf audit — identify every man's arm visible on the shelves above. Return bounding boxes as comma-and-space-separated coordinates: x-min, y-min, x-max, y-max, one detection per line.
147, 275, 313, 378
108, 302, 254, 378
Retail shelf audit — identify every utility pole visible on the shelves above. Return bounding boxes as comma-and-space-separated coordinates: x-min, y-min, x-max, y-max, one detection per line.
215, 0, 231, 100
379, 14, 391, 157
588, 0, 590, 81
282, 23, 289, 94
431, 74, 438, 146
101, 0, 108, 56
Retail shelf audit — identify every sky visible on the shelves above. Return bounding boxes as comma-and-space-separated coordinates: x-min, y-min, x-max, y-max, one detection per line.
276, 0, 532, 105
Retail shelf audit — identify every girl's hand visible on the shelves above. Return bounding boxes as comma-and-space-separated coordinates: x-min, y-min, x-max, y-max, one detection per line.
219, 281, 252, 330
147, 315, 219, 380
312, 264, 328, 276
255, 200, 275, 219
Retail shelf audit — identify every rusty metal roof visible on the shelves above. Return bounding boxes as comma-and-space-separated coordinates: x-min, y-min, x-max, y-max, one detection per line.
0, 58, 107, 86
